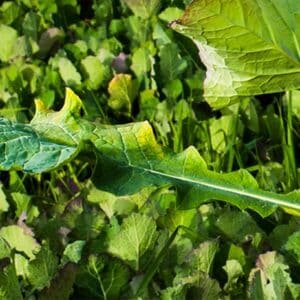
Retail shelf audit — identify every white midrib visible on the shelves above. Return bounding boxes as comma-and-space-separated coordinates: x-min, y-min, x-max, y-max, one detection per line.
135, 166, 300, 211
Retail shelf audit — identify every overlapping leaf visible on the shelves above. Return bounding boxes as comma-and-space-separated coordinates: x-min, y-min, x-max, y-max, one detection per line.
0, 89, 82, 172
1, 89, 300, 217
171, 0, 300, 108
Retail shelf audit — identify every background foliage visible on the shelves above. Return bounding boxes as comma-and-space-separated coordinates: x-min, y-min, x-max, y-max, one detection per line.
1, 0, 300, 299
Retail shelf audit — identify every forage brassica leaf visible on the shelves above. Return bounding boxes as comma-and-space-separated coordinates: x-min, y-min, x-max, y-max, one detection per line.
171, 0, 300, 108
1, 89, 300, 217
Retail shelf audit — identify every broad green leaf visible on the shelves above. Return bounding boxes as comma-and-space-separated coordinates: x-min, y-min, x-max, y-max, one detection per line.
138, 89, 160, 120
159, 7, 184, 23
131, 47, 152, 79
171, 0, 300, 108
269, 224, 297, 250
0, 238, 10, 259
26, 245, 58, 290
186, 240, 219, 275
62, 240, 86, 265
0, 184, 9, 213
58, 57, 81, 87
87, 185, 153, 218
23, 11, 41, 41
73, 210, 105, 240
161, 286, 185, 300
163, 79, 183, 100
99, 260, 130, 299
159, 43, 187, 84
283, 231, 300, 263
2, 89, 300, 217
216, 211, 265, 244
39, 263, 77, 300
107, 213, 158, 271
14, 253, 28, 278
0, 24, 18, 62
123, 0, 160, 19
11, 192, 30, 217
108, 74, 137, 116
0, 1, 20, 25
81, 55, 105, 90
0, 225, 40, 259
159, 209, 199, 233
227, 244, 246, 269
11, 192, 39, 222
222, 260, 244, 293
76, 255, 130, 298
163, 241, 221, 299
249, 251, 300, 300
87, 187, 136, 218
92, 121, 300, 217
0, 89, 83, 172
0, 264, 22, 300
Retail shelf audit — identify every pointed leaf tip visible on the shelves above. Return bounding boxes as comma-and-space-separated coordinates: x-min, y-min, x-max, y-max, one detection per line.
63, 88, 82, 115
34, 99, 48, 114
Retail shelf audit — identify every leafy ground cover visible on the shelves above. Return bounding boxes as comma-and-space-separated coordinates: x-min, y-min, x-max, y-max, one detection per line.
1, 0, 300, 299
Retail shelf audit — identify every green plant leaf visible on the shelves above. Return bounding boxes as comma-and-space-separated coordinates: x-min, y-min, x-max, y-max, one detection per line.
159, 7, 184, 23
58, 57, 81, 87
216, 210, 265, 244
185, 240, 219, 275
249, 252, 300, 299
0, 24, 18, 62
0, 225, 40, 259
39, 263, 77, 300
1, 89, 300, 217
159, 43, 188, 84
223, 260, 244, 293
108, 74, 137, 116
0, 2, 21, 25
171, 0, 300, 108
0, 118, 76, 172
0, 89, 82, 172
87, 184, 153, 218
131, 47, 152, 79
92, 121, 300, 217
81, 56, 105, 90
0, 184, 9, 213
107, 213, 158, 271
62, 240, 86, 265
76, 255, 130, 298
283, 231, 300, 263
162, 240, 221, 299
123, 0, 160, 19
0, 264, 22, 300
26, 245, 58, 290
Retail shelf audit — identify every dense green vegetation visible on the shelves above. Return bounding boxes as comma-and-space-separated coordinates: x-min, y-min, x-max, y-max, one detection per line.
1, 0, 300, 299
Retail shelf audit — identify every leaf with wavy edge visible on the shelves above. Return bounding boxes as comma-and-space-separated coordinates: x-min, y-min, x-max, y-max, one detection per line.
171, 0, 300, 108
0, 89, 82, 173
1, 89, 300, 217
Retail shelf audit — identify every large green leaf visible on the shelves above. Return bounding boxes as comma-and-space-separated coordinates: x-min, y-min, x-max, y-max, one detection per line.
123, 0, 160, 19
91, 121, 300, 217
249, 252, 300, 299
0, 225, 40, 259
0, 264, 22, 300
107, 213, 158, 271
1, 89, 300, 217
0, 89, 81, 172
26, 245, 58, 290
171, 0, 300, 108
